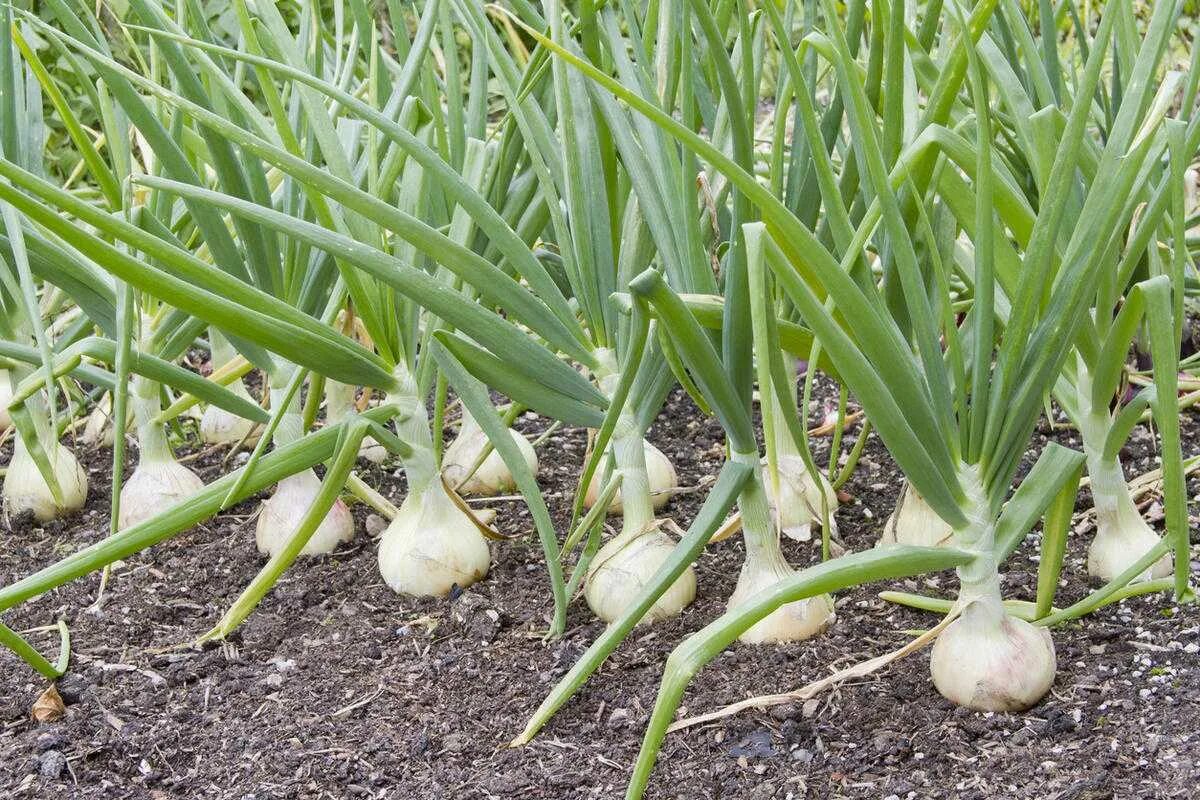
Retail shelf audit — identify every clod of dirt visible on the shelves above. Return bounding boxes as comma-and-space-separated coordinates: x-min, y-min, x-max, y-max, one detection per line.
449, 591, 502, 643
37, 750, 65, 779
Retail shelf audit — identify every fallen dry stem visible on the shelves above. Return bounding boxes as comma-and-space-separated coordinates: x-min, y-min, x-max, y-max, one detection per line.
666, 607, 962, 733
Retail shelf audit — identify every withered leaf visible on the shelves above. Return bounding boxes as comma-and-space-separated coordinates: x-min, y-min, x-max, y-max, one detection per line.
31, 685, 65, 723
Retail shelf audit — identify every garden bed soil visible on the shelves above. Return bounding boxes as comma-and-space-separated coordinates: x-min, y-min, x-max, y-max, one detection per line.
1, 386, 1199, 799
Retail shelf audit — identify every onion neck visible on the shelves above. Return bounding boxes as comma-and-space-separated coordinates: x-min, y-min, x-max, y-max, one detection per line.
738, 456, 788, 569
385, 362, 437, 494
950, 463, 1004, 624
132, 375, 173, 466
1074, 366, 1142, 528
594, 348, 657, 542
766, 358, 801, 461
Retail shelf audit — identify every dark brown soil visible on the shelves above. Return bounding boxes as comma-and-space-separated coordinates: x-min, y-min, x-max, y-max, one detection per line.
1, 385, 1198, 800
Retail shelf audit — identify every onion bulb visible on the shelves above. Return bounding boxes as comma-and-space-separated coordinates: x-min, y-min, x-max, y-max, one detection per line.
377, 480, 490, 596
442, 410, 536, 496
3, 437, 87, 522
727, 549, 834, 643
930, 599, 1056, 711
118, 458, 204, 530
200, 382, 259, 446
763, 455, 838, 542
585, 526, 696, 624
584, 439, 677, 515
878, 481, 953, 548
255, 469, 355, 556
325, 380, 387, 463
81, 394, 121, 447
1086, 463, 1172, 582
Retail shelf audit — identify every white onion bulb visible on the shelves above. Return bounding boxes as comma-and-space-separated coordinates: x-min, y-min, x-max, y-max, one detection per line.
325, 380, 388, 463
255, 469, 355, 556
1087, 493, 1172, 582
81, 395, 119, 447
763, 455, 838, 542
929, 600, 1056, 711
377, 481, 490, 596
358, 438, 388, 464
585, 528, 696, 624
118, 459, 204, 530
584, 439, 677, 515
442, 412, 537, 496
878, 481, 954, 548
200, 380, 259, 446
727, 550, 835, 644
3, 438, 87, 522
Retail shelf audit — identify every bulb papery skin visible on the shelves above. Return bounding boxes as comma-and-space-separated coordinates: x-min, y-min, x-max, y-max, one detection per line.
1087, 511, 1172, 582
878, 481, 954, 548
377, 481, 491, 596
585, 529, 696, 624
255, 469, 355, 557
442, 414, 537, 496
118, 458, 204, 530
764, 455, 838, 542
929, 599, 1056, 712
200, 381, 259, 446
585, 439, 677, 515
728, 551, 834, 644
3, 438, 88, 523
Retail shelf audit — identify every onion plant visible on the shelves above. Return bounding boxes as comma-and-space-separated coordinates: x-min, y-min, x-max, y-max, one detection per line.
0, 0, 614, 659
0, 9, 89, 524
513, 1, 1194, 795
449, 0, 724, 625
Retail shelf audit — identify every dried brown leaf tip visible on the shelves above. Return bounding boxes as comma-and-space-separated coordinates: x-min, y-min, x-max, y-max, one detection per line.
31, 685, 65, 723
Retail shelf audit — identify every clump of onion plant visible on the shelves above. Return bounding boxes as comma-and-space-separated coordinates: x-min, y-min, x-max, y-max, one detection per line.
930, 594, 1057, 711
377, 366, 491, 596
442, 407, 537, 496
256, 382, 354, 556
1073, 366, 1171, 582
763, 454, 838, 542
118, 376, 204, 530
729, 475, 835, 643
928, 468, 1057, 711
585, 362, 694, 623
378, 479, 492, 595
2, 366, 87, 523
759, 364, 838, 542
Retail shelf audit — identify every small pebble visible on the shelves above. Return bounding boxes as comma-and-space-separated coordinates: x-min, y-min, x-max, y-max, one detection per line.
38, 750, 66, 780
365, 514, 387, 537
